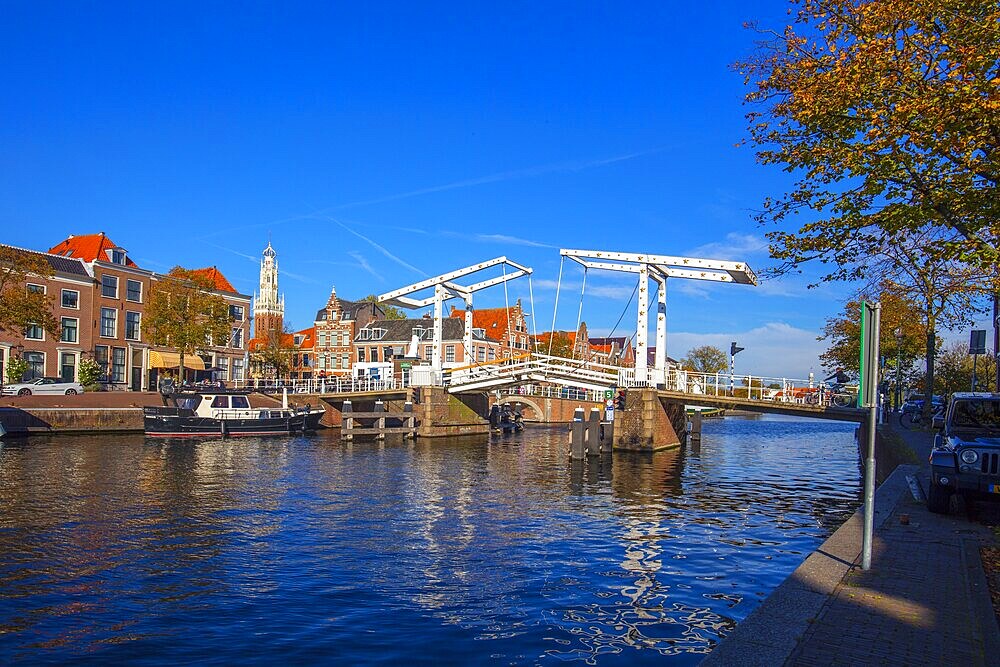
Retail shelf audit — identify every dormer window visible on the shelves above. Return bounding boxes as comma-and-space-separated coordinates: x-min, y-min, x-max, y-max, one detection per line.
473, 328, 486, 338
110, 248, 126, 265
294, 335, 303, 345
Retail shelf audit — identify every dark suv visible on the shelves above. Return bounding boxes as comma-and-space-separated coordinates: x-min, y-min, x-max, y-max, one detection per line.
927, 392, 1000, 513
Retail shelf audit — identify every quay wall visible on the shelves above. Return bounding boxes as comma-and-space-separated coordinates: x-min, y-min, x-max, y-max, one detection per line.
0, 406, 143, 434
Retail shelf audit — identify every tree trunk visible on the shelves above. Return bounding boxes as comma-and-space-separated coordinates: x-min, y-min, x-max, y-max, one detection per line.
923, 328, 936, 422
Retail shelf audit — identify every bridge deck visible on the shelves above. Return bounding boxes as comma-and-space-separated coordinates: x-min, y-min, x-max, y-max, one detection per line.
660, 390, 866, 423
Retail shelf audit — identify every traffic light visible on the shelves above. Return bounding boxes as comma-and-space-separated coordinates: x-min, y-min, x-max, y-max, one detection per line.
731, 342, 745, 356
615, 389, 626, 411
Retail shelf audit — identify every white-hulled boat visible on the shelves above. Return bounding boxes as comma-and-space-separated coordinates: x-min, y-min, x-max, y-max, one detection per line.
143, 389, 325, 437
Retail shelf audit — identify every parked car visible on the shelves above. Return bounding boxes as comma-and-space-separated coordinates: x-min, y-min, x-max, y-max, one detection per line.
2, 377, 86, 396
927, 392, 1000, 513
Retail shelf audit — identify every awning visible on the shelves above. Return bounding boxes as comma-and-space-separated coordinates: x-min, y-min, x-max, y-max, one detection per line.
149, 351, 206, 370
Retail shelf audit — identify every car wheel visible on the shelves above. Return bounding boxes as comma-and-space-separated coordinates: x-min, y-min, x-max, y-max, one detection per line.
926, 481, 952, 514
65, 388, 77, 395
17, 388, 31, 396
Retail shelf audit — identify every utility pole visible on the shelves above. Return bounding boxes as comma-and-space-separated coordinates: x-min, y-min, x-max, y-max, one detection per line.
730, 341, 745, 395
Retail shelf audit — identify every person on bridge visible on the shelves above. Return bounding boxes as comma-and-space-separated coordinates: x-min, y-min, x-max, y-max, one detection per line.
826, 369, 851, 386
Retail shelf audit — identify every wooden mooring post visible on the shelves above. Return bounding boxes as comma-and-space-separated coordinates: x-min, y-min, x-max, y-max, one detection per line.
569, 407, 613, 459
341, 399, 417, 441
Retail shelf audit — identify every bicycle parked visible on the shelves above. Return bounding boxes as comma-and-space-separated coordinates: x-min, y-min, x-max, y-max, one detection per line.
804, 382, 856, 408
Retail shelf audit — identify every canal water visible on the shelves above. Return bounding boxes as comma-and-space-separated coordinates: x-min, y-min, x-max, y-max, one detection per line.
0, 414, 861, 665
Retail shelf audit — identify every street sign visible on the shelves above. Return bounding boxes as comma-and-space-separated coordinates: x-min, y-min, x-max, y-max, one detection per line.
605, 399, 614, 407
970, 330, 987, 355
604, 390, 614, 400
858, 301, 881, 408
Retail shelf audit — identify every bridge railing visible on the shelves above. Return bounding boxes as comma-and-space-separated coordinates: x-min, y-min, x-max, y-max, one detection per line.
231, 376, 409, 395
494, 384, 607, 403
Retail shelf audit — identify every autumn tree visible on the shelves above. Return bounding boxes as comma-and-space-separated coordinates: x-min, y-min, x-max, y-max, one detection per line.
738, 0, 1000, 274
251, 325, 295, 379
0, 247, 59, 338
146, 268, 234, 380
937, 340, 997, 395
680, 345, 728, 374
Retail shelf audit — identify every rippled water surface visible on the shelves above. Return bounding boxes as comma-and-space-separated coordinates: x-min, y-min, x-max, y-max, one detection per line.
0, 415, 861, 665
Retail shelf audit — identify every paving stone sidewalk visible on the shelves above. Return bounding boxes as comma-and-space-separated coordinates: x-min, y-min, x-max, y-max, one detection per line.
704, 423, 1000, 666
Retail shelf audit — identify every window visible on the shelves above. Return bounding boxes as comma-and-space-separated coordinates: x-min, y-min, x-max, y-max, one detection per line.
341, 353, 349, 369
230, 304, 244, 321
301, 354, 310, 367
94, 346, 109, 378
318, 356, 326, 370
125, 311, 141, 340
27, 283, 45, 294
218, 356, 229, 380
488, 348, 496, 361
477, 347, 486, 362
111, 347, 126, 383
24, 351, 44, 380
100, 308, 117, 337
61, 317, 78, 343
211, 395, 230, 408
445, 345, 455, 363
101, 274, 118, 298
231, 327, 243, 349
342, 332, 350, 347
383, 346, 394, 361
318, 332, 326, 347
424, 345, 432, 360
231, 395, 249, 409
111, 249, 126, 265
61, 289, 79, 309
358, 348, 365, 362
126, 279, 142, 302
370, 347, 378, 362
25, 322, 44, 340
61, 353, 76, 382
232, 358, 245, 380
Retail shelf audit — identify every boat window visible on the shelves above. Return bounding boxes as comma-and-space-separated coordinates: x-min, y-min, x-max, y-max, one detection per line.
231, 396, 250, 409
177, 397, 201, 410
211, 396, 229, 408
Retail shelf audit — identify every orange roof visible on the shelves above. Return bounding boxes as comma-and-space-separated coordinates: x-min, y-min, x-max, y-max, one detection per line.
190, 267, 237, 293
48, 232, 138, 266
292, 326, 314, 350
449, 305, 522, 341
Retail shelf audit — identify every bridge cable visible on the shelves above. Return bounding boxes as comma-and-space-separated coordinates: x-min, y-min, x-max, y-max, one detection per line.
527, 275, 539, 344
572, 266, 588, 360
502, 261, 512, 358
547, 255, 565, 357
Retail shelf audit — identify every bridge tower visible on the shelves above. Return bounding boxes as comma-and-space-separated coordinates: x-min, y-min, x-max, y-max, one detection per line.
560, 249, 757, 387
376, 257, 532, 375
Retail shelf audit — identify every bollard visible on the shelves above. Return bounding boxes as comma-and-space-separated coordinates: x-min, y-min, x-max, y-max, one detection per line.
587, 409, 602, 457
375, 400, 386, 441
282, 386, 288, 410
404, 401, 414, 439
689, 410, 702, 441
569, 407, 586, 459
343, 399, 354, 442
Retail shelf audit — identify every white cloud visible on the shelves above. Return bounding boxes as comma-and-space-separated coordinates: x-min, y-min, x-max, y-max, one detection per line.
475, 233, 556, 249
685, 232, 769, 260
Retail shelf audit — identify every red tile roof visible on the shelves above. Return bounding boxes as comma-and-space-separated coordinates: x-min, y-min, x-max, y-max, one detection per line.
48, 232, 138, 266
293, 327, 315, 350
449, 305, 520, 340
190, 267, 237, 293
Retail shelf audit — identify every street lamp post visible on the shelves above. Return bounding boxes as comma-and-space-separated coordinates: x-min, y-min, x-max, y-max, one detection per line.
894, 327, 902, 411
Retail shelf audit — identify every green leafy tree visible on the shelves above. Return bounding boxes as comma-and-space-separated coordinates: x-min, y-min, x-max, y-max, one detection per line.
0, 246, 59, 338
820, 288, 925, 375
738, 0, 999, 274
363, 294, 405, 320
252, 325, 295, 379
78, 357, 104, 389
5, 357, 29, 385
680, 345, 728, 374
146, 268, 234, 380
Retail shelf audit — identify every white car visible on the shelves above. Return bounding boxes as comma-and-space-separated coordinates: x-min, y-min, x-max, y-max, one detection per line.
2, 377, 85, 396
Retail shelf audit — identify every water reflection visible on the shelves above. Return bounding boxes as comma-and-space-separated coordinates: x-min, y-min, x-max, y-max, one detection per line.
0, 415, 860, 665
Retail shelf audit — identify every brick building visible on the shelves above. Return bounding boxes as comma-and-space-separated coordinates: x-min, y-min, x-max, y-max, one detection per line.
355, 316, 500, 369
0, 244, 95, 384
312, 286, 384, 378
448, 299, 530, 360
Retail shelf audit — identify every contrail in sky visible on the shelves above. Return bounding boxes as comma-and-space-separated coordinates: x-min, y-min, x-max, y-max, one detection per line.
328, 218, 428, 277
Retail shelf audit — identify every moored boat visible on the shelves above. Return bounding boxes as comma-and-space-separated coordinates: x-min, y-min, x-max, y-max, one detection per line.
143, 390, 325, 437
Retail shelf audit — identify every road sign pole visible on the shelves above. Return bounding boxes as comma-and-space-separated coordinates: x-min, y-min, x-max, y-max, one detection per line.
861, 301, 881, 571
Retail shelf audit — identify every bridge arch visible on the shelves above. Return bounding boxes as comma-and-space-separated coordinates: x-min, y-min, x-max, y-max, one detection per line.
495, 395, 544, 422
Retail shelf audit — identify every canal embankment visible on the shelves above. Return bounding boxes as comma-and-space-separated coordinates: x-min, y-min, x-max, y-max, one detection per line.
703, 423, 1000, 666
0, 392, 283, 435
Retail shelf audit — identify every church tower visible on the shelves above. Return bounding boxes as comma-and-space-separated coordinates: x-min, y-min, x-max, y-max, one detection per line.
253, 241, 285, 342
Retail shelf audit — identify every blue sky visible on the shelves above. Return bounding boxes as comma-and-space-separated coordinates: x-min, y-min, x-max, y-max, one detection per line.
4, 2, 980, 379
